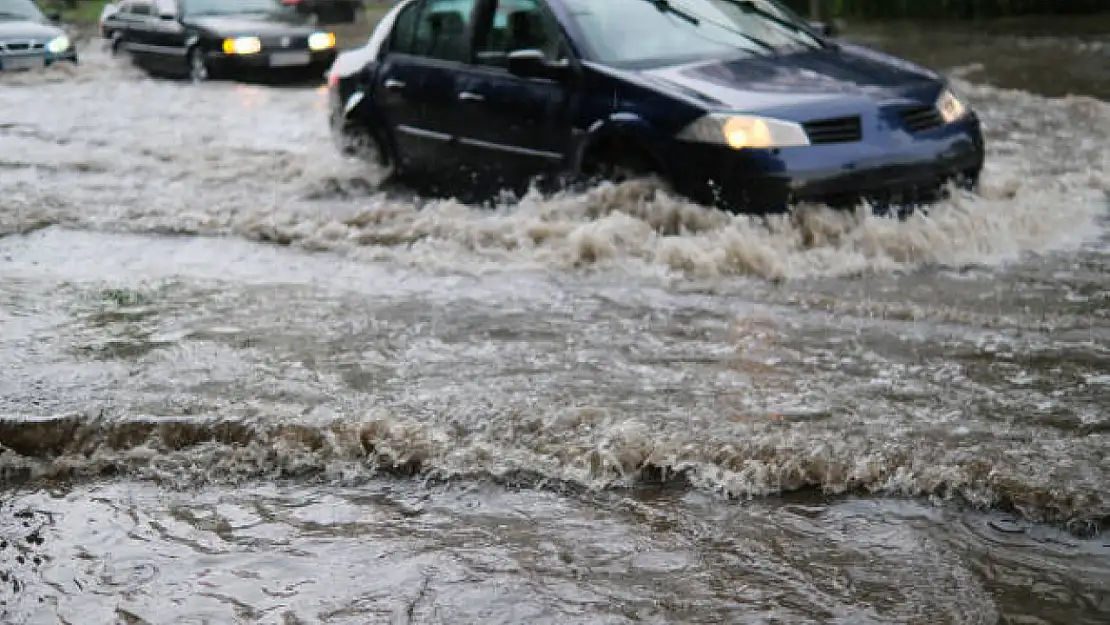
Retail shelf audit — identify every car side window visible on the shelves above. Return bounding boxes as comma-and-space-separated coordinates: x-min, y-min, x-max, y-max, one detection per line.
388, 1, 421, 54
129, 0, 153, 16
410, 0, 475, 63
153, 0, 176, 17
473, 0, 564, 68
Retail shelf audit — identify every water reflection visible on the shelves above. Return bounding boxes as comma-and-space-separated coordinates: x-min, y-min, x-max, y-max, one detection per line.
838, 13, 1110, 100
231, 84, 272, 110
1, 11, 1108, 625
3, 483, 1107, 624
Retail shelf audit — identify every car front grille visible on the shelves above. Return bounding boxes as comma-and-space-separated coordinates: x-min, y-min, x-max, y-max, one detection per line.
897, 104, 945, 133
259, 35, 309, 50
802, 116, 862, 144
0, 40, 46, 53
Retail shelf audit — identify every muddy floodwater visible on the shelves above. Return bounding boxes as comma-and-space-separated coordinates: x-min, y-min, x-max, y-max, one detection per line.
2, 14, 1109, 625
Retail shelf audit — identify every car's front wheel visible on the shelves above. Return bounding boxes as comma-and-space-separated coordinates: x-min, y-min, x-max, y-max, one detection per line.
582, 142, 675, 196
187, 47, 208, 83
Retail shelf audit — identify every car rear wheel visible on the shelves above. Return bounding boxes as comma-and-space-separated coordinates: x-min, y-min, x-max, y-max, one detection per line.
188, 47, 208, 83
108, 32, 124, 56
335, 122, 389, 169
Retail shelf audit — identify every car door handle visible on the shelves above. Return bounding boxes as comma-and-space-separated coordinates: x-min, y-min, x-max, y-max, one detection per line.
383, 78, 405, 90
458, 91, 485, 102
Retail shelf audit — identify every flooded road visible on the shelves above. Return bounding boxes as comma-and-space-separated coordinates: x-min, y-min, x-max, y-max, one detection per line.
2, 15, 1109, 624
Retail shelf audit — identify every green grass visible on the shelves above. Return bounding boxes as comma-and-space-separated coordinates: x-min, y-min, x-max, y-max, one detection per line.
48, 0, 394, 26
47, 0, 110, 25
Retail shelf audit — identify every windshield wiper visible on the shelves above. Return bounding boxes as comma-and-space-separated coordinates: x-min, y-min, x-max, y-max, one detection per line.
0, 10, 33, 19
643, 0, 698, 26
636, 0, 777, 54
721, 0, 825, 47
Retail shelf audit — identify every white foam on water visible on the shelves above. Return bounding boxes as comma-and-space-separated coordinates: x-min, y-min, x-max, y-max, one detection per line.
1, 36, 1108, 532
2, 47, 1108, 283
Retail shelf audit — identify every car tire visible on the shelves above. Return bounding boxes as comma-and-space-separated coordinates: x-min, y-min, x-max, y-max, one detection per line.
597, 158, 650, 184
335, 122, 389, 169
588, 145, 666, 187
108, 32, 124, 57
187, 47, 208, 83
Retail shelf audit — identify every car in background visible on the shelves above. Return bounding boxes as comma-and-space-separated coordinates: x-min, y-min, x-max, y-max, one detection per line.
280, 0, 368, 24
326, 0, 985, 215
100, 0, 338, 83
98, 1, 119, 38
0, 0, 78, 72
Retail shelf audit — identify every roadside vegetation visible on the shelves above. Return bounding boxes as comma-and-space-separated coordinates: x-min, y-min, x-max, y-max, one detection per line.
45, 0, 1110, 30
46, 0, 109, 24
786, 0, 1109, 19
45, 0, 393, 26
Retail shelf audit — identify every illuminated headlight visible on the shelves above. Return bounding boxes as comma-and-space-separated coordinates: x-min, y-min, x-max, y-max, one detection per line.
307, 31, 336, 51
46, 35, 70, 54
676, 113, 810, 150
222, 36, 262, 55
937, 87, 969, 123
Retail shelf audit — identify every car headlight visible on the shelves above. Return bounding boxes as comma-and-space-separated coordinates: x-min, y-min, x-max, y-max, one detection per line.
46, 35, 70, 54
307, 31, 336, 52
222, 36, 262, 55
676, 113, 810, 150
937, 87, 969, 124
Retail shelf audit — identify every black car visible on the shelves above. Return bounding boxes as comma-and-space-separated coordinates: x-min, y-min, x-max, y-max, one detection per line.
101, 0, 339, 82
327, 0, 985, 215
0, 0, 78, 72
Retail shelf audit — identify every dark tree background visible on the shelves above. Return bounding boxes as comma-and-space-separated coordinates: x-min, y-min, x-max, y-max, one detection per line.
781, 0, 1109, 19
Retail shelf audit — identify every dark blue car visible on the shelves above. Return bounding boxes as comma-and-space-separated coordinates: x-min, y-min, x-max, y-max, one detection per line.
327, 0, 985, 214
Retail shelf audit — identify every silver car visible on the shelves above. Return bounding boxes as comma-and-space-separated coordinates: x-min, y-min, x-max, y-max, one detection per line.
0, 0, 78, 72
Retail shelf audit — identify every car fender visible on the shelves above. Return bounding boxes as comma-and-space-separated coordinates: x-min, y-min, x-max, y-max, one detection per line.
98, 3, 118, 22
337, 64, 381, 126
329, 0, 413, 81
336, 70, 399, 165
343, 91, 366, 118
573, 113, 673, 179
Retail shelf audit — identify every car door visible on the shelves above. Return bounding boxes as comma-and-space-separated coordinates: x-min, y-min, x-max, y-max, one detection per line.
451, 0, 577, 190
100, 2, 126, 40
119, 0, 158, 66
107, 1, 139, 52
372, 0, 477, 180
145, 0, 189, 74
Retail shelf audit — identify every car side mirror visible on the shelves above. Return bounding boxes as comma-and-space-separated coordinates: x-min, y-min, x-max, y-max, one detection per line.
507, 48, 568, 80
809, 20, 837, 37
46, 10, 61, 22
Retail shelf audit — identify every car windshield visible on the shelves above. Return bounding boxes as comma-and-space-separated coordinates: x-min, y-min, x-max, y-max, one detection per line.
562, 0, 824, 68
182, 0, 289, 16
0, 0, 45, 21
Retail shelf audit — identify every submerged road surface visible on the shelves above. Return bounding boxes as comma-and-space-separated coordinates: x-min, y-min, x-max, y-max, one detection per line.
1, 21, 1109, 624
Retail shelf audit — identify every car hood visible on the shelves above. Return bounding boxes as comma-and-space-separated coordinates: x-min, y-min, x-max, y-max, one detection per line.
185, 14, 315, 37
0, 19, 63, 41
637, 43, 944, 114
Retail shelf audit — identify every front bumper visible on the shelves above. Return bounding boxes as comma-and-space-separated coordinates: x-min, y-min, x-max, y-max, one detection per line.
205, 48, 338, 77
0, 50, 79, 72
670, 114, 986, 214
